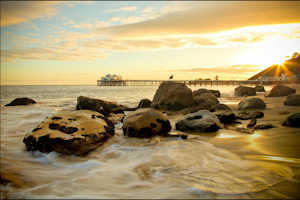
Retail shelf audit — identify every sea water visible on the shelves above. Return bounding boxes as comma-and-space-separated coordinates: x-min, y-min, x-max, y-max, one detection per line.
0, 85, 298, 199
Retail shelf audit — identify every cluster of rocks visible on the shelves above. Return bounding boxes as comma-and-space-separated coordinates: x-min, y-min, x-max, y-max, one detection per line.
5, 81, 299, 156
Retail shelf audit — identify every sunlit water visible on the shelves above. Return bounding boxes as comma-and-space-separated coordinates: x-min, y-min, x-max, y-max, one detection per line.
1, 85, 298, 199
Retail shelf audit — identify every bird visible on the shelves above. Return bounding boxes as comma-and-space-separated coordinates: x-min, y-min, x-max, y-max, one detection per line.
169, 75, 173, 80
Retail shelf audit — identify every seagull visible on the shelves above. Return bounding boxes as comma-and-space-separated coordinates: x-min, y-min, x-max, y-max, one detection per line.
169, 75, 173, 79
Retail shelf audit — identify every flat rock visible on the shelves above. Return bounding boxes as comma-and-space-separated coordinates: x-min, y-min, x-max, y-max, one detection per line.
5, 97, 36, 106
150, 81, 195, 111
236, 110, 264, 120
252, 123, 276, 129
267, 84, 296, 97
234, 86, 256, 96
282, 112, 300, 127
123, 108, 172, 138
175, 110, 222, 133
23, 110, 114, 156
238, 98, 266, 110
284, 94, 300, 106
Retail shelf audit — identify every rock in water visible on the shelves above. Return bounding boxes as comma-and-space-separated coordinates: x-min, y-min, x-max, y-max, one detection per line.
213, 110, 236, 124
284, 94, 300, 106
23, 110, 115, 156
123, 108, 172, 138
175, 110, 222, 133
234, 86, 256, 96
236, 110, 264, 120
267, 84, 296, 97
253, 123, 276, 129
238, 98, 266, 110
150, 81, 194, 111
5, 97, 36, 106
282, 112, 300, 127
247, 118, 257, 128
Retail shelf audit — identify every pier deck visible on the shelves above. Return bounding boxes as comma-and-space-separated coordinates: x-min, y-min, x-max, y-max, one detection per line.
97, 79, 277, 86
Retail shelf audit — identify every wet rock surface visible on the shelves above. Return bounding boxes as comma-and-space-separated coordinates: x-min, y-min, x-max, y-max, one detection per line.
175, 110, 222, 133
282, 112, 300, 127
238, 98, 266, 110
23, 110, 115, 156
234, 86, 256, 96
123, 108, 172, 138
5, 97, 36, 106
267, 84, 296, 97
284, 94, 300, 106
236, 110, 264, 120
246, 118, 257, 128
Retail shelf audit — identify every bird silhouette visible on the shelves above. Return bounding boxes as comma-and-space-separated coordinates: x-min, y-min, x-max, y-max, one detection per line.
169, 75, 173, 79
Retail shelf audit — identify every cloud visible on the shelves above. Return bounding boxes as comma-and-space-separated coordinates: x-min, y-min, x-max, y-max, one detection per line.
0, 1, 64, 27
110, 17, 123, 22
105, 6, 137, 13
71, 22, 94, 29
121, 16, 143, 24
95, 1, 300, 39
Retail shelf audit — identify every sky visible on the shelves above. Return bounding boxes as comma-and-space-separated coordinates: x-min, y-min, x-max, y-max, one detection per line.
1, 1, 300, 85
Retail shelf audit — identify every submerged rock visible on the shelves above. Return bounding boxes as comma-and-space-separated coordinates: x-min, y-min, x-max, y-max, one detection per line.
5, 97, 36, 106
236, 110, 264, 120
282, 112, 300, 127
23, 110, 115, 156
234, 86, 256, 96
238, 98, 266, 110
150, 81, 194, 111
284, 94, 300, 106
123, 108, 172, 138
267, 84, 296, 97
175, 110, 222, 133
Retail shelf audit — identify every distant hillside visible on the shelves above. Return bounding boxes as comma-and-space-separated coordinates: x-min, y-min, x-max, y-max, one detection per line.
248, 56, 300, 80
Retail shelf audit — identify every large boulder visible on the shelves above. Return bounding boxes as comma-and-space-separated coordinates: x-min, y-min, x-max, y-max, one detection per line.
138, 99, 152, 108
208, 90, 221, 98
238, 98, 266, 110
5, 97, 36, 106
236, 110, 264, 120
23, 110, 115, 156
122, 108, 172, 138
282, 113, 300, 127
175, 110, 222, 133
150, 81, 195, 111
234, 86, 256, 96
254, 84, 265, 92
267, 84, 296, 97
76, 96, 120, 116
284, 94, 300, 106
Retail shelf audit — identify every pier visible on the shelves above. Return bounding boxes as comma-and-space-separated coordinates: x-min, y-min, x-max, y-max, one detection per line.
97, 79, 277, 86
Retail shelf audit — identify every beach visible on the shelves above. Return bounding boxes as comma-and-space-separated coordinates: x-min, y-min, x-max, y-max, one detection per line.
1, 84, 300, 199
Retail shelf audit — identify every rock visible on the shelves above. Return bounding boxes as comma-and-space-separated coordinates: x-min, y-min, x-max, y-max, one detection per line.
208, 89, 221, 97
194, 91, 219, 104
255, 84, 265, 92
234, 86, 256, 96
213, 110, 236, 124
252, 123, 276, 129
150, 81, 194, 111
107, 113, 125, 124
23, 110, 115, 156
267, 84, 296, 97
76, 96, 119, 116
123, 108, 172, 138
246, 118, 257, 128
175, 110, 222, 133
284, 94, 300, 106
110, 107, 125, 114
174, 106, 206, 115
282, 112, 300, 127
193, 88, 211, 97
238, 98, 266, 110
198, 99, 217, 110
5, 97, 36, 106
225, 126, 254, 134
236, 110, 264, 120
138, 99, 152, 108
209, 104, 232, 112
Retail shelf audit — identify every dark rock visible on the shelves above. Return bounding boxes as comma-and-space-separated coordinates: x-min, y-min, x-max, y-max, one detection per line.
282, 112, 300, 127
284, 94, 300, 106
5, 97, 36, 106
208, 90, 221, 97
138, 99, 152, 108
213, 110, 236, 124
123, 108, 172, 138
175, 110, 222, 133
23, 110, 114, 156
225, 126, 254, 134
234, 86, 256, 96
107, 113, 125, 124
252, 123, 276, 129
209, 104, 232, 112
150, 81, 195, 111
267, 84, 296, 97
193, 88, 211, 97
238, 98, 266, 110
246, 118, 257, 128
236, 110, 264, 120
255, 84, 265, 92
194, 92, 219, 105
198, 99, 217, 110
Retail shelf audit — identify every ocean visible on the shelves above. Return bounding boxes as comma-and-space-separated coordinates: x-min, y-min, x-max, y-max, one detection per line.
1, 84, 297, 199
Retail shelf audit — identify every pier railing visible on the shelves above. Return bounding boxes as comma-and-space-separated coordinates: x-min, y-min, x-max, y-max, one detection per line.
97, 79, 281, 86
